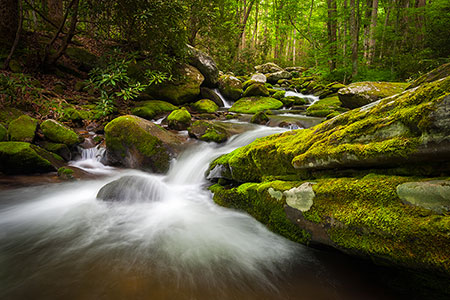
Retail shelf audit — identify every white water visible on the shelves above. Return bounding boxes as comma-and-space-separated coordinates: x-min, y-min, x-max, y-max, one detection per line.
285, 90, 319, 105
69, 146, 115, 175
0, 126, 316, 299
213, 88, 233, 108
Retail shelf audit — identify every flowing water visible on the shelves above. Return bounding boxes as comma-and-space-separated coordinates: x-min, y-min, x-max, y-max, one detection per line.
213, 88, 233, 108
0, 126, 409, 300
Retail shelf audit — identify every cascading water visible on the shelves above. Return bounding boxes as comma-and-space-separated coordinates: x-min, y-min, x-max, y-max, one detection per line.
0, 126, 405, 300
213, 88, 233, 108
70, 146, 114, 175
285, 90, 319, 105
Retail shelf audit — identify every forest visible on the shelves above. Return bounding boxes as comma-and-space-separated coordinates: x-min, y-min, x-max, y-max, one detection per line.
1, 0, 450, 299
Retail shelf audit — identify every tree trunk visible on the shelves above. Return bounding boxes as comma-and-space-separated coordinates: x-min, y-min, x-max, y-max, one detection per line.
378, 0, 391, 59
327, 0, 337, 71
350, 0, 359, 77
47, 0, 63, 28
0, 0, 19, 47
367, 0, 378, 64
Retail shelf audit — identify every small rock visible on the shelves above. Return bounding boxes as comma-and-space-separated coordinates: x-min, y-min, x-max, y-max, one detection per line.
284, 182, 315, 212
397, 181, 450, 214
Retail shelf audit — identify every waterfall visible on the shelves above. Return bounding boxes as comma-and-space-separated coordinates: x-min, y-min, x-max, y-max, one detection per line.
285, 90, 319, 105
213, 88, 233, 108
69, 146, 114, 175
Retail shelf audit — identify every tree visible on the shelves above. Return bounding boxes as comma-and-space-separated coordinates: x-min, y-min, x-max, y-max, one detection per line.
0, 0, 19, 47
327, 0, 337, 71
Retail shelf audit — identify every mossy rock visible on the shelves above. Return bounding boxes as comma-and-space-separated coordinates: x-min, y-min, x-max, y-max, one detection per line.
250, 111, 269, 125
272, 90, 286, 100
0, 107, 23, 127
65, 47, 98, 72
188, 120, 227, 143
41, 119, 80, 146
280, 96, 306, 107
242, 83, 270, 97
306, 96, 346, 118
104, 115, 183, 172
61, 107, 94, 123
7, 115, 38, 142
167, 108, 191, 130
0, 142, 57, 174
0, 124, 6, 141
57, 167, 75, 180
131, 100, 177, 120
8, 59, 22, 73
191, 99, 219, 113
254, 62, 282, 74
338, 81, 408, 109
218, 75, 243, 101
39, 141, 71, 161
407, 63, 450, 89
208, 76, 450, 183
229, 97, 283, 114
145, 64, 204, 105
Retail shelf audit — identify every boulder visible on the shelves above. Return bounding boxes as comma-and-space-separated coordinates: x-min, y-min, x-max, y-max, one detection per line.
104, 115, 183, 172
97, 175, 163, 202
397, 180, 450, 214
65, 47, 98, 72
272, 90, 286, 100
250, 73, 267, 83
266, 71, 292, 84
188, 120, 227, 143
306, 96, 346, 118
407, 63, 450, 89
38, 141, 72, 161
146, 64, 204, 105
250, 111, 269, 125
242, 83, 270, 97
218, 75, 243, 101
254, 62, 282, 74
167, 108, 191, 130
200, 87, 224, 107
0, 124, 6, 141
338, 81, 408, 109
279, 96, 306, 107
0, 142, 57, 174
285, 66, 307, 73
131, 100, 177, 120
7, 115, 38, 142
187, 45, 219, 87
40, 119, 81, 146
191, 99, 219, 113
229, 97, 283, 114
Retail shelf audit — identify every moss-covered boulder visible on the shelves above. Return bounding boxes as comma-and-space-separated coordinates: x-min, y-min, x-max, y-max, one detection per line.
61, 107, 94, 123
0, 124, 6, 141
0, 142, 57, 174
266, 71, 292, 84
280, 96, 306, 107
41, 119, 81, 146
208, 76, 450, 183
191, 99, 219, 113
250, 111, 269, 125
407, 63, 450, 89
200, 87, 224, 107
146, 64, 204, 105
254, 62, 282, 74
57, 167, 75, 180
188, 120, 228, 143
131, 100, 177, 120
306, 96, 347, 118
272, 90, 286, 100
65, 47, 98, 72
7, 115, 38, 142
104, 115, 183, 172
338, 81, 408, 109
0, 107, 24, 127
396, 180, 450, 214
167, 108, 191, 130
242, 83, 270, 97
218, 75, 243, 101
187, 45, 219, 87
39, 141, 72, 161
229, 97, 283, 114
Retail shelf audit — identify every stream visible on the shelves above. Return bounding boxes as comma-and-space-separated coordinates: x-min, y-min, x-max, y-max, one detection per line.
0, 103, 410, 299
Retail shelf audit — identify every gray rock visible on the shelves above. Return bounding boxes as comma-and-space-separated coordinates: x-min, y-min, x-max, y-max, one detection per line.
250, 73, 267, 83
284, 182, 315, 212
254, 62, 282, 74
187, 45, 219, 87
266, 70, 292, 84
218, 75, 243, 101
397, 181, 450, 214
201, 87, 224, 107
97, 175, 163, 202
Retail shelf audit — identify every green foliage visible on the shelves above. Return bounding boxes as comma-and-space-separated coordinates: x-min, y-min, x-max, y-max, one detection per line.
0, 73, 40, 105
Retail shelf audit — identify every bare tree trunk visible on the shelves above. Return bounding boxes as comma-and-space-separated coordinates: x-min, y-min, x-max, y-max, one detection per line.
367, 0, 378, 64
327, 0, 338, 71
350, 0, 359, 77
3, 0, 22, 70
0, 0, 19, 47
378, 0, 391, 59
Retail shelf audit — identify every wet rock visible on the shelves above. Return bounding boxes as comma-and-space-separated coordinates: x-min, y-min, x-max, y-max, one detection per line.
38, 141, 72, 161
187, 45, 219, 87
229, 97, 283, 114
338, 81, 408, 109
218, 75, 243, 101
0, 142, 57, 174
167, 108, 191, 130
191, 99, 219, 113
7, 115, 38, 142
97, 175, 163, 202
57, 167, 75, 180
188, 120, 227, 143
131, 100, 177, 120
104, 115, 183, 172
250, 111, 269, 125
266, 70, 292, 84
397, 181, 450, 214
242, 83, 270, 97
41, 119, 81, 146
200, 87, 224, 107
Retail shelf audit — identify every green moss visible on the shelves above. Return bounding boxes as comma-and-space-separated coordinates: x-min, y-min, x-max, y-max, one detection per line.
211, 181, 311, 244
41, 119, 80, 146
188, 120, 228, 143
250, 111, 269, 124
0, 142, 56, 174
229, 97, 283, 114
0, 107, 23, 127
167, 108, 191, 130
191, 99, 219, 113
7, 115, 38, 142
61, 107, 94, 122
131, 100, 177, 120
57, 167, 74, 180
280, 96, 306, 106
306, 96, 344, 118
0, 124, 6, 141
218, 75, 243, 101
272, 90, 286, 100
242, 83, 270, 97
